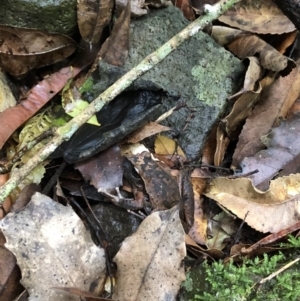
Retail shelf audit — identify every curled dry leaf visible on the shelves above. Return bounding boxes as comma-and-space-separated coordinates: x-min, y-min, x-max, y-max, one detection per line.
113, 206, 186, 300
233, 66, 300, 169
219, 57, 263, 140
77, 0, 114, 45
204, 174, 300, 233
219, 0, 296, 34
0, 26, 76, 76
227, 34, 295, 74
99, 0, 131, 66
211, 26, 244, 47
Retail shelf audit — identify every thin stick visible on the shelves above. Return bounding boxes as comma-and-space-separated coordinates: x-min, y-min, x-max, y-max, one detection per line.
259, 257, 300, 284
0, 0, 241, 203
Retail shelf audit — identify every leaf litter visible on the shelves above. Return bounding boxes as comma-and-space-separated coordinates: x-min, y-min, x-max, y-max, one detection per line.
2, 0, 300, 300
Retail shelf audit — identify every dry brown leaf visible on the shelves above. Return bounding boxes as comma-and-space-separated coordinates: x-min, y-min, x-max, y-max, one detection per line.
214, 57, 263, 164
75, 145, 123, 190
154, 134, 185, 157
0, 243, 23, 300
116, 0, 147, 17
126, 121, 172, 144
214, 125, 230, 166
204, 174, 300, 233
0, 26, 76, 76
174, 0, 195, 21
113, 207, 186, 300
239, 115, 300, 191
188, 177, 207, 245
219, 0, 296, 34
0, 66, 82, 150
77, 0, 114, 45
0, 193, 106, 300
276, 31, 298, 54
233, 66, 300, 168
99, 1, 130, 66
227, 34, 295, 74
211, 26, 244, 46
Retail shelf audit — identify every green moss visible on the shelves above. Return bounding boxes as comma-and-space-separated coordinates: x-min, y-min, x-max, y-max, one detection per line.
181, 236, 300, 301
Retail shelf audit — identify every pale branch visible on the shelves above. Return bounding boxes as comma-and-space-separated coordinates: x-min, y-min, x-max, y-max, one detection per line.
0, 0, 242, 203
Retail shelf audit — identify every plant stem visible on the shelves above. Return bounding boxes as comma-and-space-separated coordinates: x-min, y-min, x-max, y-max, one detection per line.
0, 0, 241, 203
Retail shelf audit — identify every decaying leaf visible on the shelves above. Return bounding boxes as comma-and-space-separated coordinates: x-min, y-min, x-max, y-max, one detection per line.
77, 0, 114, 45
204, 174, 300, 233
113, 206, 186, 300
126, 121, 171, 144
219, 0, 296, 34
99, 0, 131, 66
76, 145, 123, 190
0, 193, 106, 300
233, 66, 300, 168
116, 0, 147, 17
188, 177, 207, 245
211, 26, 245, 47
0, 241, 23, 301
227, 34, 295, 74
239, 115, 300, 191
154, 134, 185, 157
173, 0, 195, 21
0, 66, 82, 150
0, 26, 76, 76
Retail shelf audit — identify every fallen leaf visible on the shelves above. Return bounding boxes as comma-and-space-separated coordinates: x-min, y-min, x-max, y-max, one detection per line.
0, 243, 23, 300
0, 193, 106, 300
204, 174, 300, 233
227, 34, 295, 74
113, 206, 186, 300
174, 0, 195, 21
126, 121, 171, 144
0, 66, 82, 150
219, 0, 296, 34
76, 145, 123, 190
238, 115, 300, 191
211, 26, 244, 46
99, 0, 131, 66
188, 177, 207, 245
233, 66, 300, 168
77, 0, 114, 45
154, 134, 185, 157
0, 26, 76, 76
116, 0, 147, 17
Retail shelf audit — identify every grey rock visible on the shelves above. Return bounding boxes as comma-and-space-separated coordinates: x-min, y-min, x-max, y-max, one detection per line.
94, 6, 245, 160
0, 0, 77, 34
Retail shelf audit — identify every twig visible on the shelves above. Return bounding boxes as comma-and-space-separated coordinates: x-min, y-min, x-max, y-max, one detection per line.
0, 0, 242, 203
259, 257, 300, 284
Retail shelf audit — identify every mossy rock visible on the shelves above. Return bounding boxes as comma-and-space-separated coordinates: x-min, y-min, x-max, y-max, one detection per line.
93, 6, 245, 160
0, 0, 77, 34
